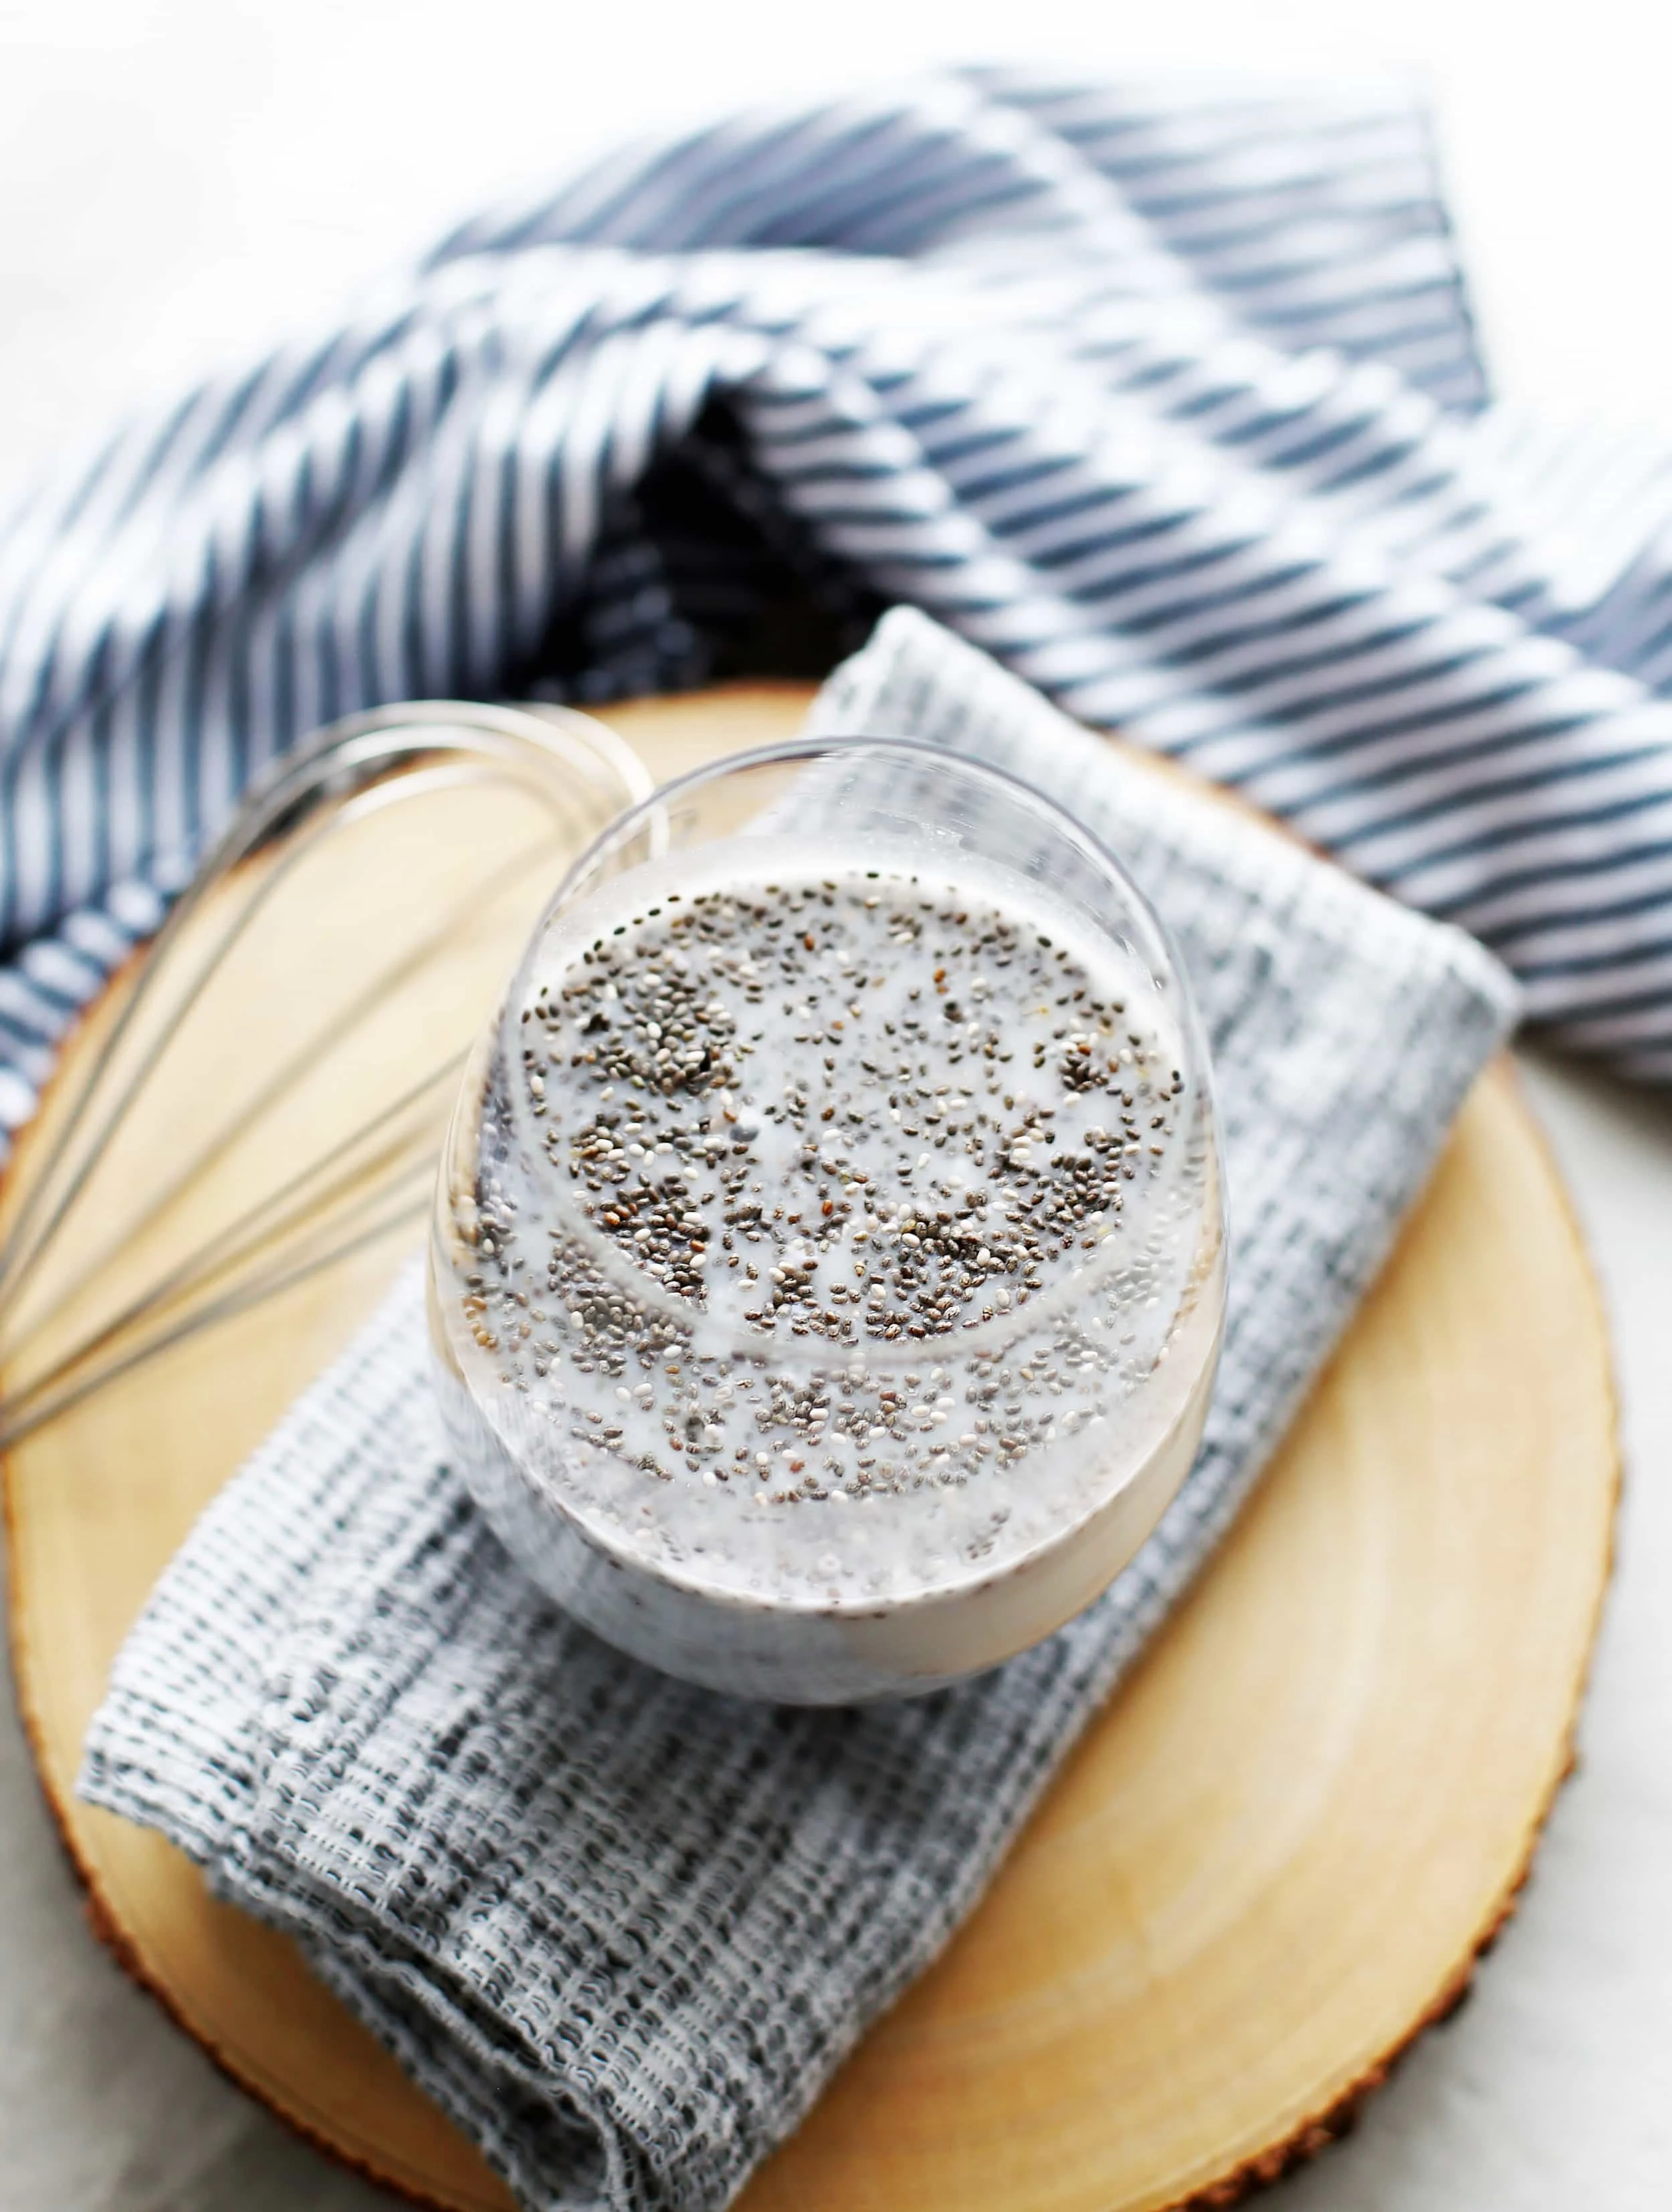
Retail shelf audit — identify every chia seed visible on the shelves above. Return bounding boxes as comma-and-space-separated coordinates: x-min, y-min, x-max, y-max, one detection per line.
435, 844, 1218, 1610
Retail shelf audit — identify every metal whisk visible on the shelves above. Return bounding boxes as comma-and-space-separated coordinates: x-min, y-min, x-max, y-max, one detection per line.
0, 702, 650, 1446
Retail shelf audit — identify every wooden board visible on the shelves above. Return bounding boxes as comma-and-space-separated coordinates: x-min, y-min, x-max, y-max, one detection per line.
3, 686, 1617, 2212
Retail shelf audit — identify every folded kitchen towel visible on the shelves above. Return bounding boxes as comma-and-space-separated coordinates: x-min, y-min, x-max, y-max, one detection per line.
80, 608, 1519, 2212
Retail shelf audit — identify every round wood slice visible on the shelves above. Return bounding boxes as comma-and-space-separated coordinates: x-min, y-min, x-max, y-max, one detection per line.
3, 685, 1617, 2212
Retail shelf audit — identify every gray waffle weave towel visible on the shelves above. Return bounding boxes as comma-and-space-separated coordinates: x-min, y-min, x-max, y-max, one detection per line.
79, 609, 1519, 2212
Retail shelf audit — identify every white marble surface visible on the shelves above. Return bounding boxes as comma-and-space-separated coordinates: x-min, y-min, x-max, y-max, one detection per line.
1, 5, 1669, 2207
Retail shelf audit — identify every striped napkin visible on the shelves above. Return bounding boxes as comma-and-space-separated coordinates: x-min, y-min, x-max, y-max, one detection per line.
5, 68, 1672, 1132
80, 610, 1518, 2212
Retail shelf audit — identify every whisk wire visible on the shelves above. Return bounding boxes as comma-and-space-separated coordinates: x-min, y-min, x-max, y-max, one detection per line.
0, 700, 651, 1448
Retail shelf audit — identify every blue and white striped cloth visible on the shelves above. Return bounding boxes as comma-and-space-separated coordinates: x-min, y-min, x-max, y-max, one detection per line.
5, 65, 1672, 1142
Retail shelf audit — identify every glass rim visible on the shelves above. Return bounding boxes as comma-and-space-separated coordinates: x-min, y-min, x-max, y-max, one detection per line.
488, 731, 1217, 1371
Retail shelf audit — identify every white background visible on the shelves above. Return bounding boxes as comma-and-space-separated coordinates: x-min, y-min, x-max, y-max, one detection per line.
1, 3, 1669, 2207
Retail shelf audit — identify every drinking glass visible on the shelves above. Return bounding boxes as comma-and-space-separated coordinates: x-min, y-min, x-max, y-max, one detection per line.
428, 737, 1225, 1702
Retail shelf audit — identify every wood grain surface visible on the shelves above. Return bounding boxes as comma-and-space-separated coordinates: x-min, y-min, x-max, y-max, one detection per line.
3, 685, 1617, 2212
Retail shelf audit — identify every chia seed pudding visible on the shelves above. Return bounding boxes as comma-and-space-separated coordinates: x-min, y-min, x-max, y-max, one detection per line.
431, 821, 1223, 1702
